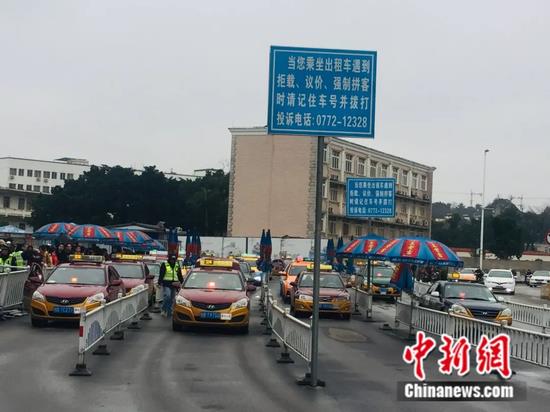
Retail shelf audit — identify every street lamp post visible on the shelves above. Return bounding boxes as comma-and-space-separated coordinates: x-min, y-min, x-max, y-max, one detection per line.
479, 149, 489, 271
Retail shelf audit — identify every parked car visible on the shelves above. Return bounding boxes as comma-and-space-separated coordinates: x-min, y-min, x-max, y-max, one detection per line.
528, 270, 550, 287
419, 281, 512, 325
484, 269, 515, 295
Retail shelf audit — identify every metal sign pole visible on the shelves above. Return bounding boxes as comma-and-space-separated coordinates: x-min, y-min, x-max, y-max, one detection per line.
309, 136, 325, 387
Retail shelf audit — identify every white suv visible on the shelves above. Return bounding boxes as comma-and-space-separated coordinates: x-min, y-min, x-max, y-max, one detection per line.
484, 269, 515, 295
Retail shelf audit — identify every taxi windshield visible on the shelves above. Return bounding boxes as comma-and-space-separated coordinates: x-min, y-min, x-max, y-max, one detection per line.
533, 271, 550, 278
289, 265, 307, 276
299, 273, 344, 289
111, 263, 144, 279
184, 271, 243, 291
370, 267, 393, 284
46, 267, 106, 285
444, 284, 496, 302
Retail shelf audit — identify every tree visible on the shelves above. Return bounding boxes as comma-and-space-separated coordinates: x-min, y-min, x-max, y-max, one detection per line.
31, 166, 229, 235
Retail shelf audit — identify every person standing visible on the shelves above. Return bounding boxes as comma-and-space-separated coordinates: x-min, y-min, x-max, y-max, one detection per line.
158, 254, 183, 317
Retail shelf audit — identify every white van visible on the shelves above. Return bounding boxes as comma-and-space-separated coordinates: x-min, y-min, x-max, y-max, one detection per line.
484, 269, 515, 295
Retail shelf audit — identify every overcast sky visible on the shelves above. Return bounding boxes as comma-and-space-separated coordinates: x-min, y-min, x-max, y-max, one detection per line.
2, 1, 549, 210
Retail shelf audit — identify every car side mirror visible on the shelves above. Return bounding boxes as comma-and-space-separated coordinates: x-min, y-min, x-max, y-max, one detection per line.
496, 296, 504, 302
289, 281, 297, 287
246, 284, 256, 292
110, 279, 122, 287
430, 291, 440, 297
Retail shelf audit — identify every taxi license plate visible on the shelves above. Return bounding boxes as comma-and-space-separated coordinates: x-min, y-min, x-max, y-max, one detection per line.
53, 306, 75, 314
319, 303, 332, 310
199, 311, 220, 320
379, 288, 387, 295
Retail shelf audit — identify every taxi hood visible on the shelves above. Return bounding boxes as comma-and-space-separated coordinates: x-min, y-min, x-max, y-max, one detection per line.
297, 287, 348, 298
38, 283, 106, 298
445, 298, 507, 312
180, 289, 246, 304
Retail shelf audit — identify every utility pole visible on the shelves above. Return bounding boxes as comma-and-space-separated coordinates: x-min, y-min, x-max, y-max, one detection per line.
479, 149, 489, 271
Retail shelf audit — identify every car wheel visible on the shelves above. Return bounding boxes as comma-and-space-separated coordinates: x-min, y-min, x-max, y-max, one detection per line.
31, 317, 47, 328
172, 321, 183, 332
238, 324, 249, 334
510, 291, 515, 295
342, 313, 351, 320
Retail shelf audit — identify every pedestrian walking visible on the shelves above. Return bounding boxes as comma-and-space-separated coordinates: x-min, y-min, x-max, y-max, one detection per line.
158, 254, 183, 317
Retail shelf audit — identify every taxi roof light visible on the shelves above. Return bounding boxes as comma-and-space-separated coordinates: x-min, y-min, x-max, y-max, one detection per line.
112, 253, 144, 261
306, 263, 333, 271
196, 258, 240, 271
69, 254, 104, 264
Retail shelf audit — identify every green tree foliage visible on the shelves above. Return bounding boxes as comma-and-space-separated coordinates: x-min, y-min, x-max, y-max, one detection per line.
432, 200, 550, 259
30, 166, 229, 235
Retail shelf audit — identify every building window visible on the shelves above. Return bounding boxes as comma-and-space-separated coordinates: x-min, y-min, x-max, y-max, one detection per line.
330, 189, 338, 202
412, 173, 418, 189
331, 150, 341, 169
33, 185, 40, 192
9, 168, 17, 176
322, 181, 327, 198
42, 186, 50, 194
44, 171, 51, 179
34, 170, 41, 178
17, 184, 23, 190
18, 197, 25, 210
26, 185, 32, 191
380, 164, 388, 178
9, 183, 16, 189
421, 175, 427, 191
401, 170, 409, 186
67, 173, 74, 180
357, 158, 366, 176
60, 172, 66, 180
323, 146, 328, 163
345, 154, 353, 173
26, 199, 32, 210
27, 169, 33, 177
369, 160, 377, 177
51, 171, 57, 179
343, 223, 349, 236
2, 196, 9, 208
392, 167, 399, 182
355, 225, 362, 236
329, 221, 336, 234
401, 204, 407, 214
18, 168, 24, 176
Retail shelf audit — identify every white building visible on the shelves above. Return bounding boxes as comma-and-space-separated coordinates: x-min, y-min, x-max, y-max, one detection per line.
0, 157, 90, 231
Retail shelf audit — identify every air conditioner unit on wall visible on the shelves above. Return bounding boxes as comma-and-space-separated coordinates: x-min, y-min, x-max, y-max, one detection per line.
9, 175, 15, 180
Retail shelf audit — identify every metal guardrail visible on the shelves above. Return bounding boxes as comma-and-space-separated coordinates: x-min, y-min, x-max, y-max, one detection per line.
264, 287, 312, 364
354, 287, 373, 320
504, 300, 550, 333
70, 286, 150, 376
0, 266, 30, 312
395, 301, 550, 368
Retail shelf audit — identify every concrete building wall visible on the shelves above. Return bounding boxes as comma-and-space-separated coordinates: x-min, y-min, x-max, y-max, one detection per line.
228, 127, 435, 241
228, 129, 315, 237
